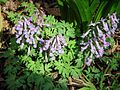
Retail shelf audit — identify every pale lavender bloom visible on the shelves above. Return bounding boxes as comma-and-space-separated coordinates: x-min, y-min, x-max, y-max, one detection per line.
29, 25, 35, 30
43, 40, 50, 50
58, 49, 64, 54
56, 36, 62, 50
16, 34, 20, 38
113, 13, 119, 23
38, 38, 44, 43
50, 46, 56, 53
98, 47, 104, 57
92, 31, 97, 38
28, 17, 32, 21
36, 30, 40, 35
110, 20, 118, 35
101, 18, 110, 33
96, 25, 104, 37
110, 26, 116, 34
102, 35, 110, 48
25, 34, 29, 39
28, 38, 33, 44
49, 52, 54, 57
16, 25, 23, 31
18, 21, 23, 26
18, 30, 23, 35
95, 39, 104, 57
24, 17, 31, 26
85, 54, 93, 66
35, 26, 40, 33
90, 40, 97, 54
81, 29, 91, 38
39, 48, 43, 53
16, 37, 22, 44
89, 21, 100, 27
23, 30, 28, 35
26, 38, 30, 43
33, 44, 37, 48
52, 38, 56, 47
30, 31, 35, 35
109, 13, 119, 25
106, 31, 111, 37
81, 43, 89, 52
58, 35, 67, 46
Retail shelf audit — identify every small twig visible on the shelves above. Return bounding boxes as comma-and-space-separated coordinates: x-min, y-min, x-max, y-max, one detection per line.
68, 77, 74, 90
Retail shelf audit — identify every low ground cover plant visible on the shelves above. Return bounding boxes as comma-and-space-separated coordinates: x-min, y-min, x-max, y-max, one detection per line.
1, 2, 120, 90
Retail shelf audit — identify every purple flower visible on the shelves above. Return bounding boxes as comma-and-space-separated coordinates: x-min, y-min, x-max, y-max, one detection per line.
96, 26, 104, 37
58, 35, 67, 46
95, 39, 104, 57
89, 21, 100, 27
50, 46, 56, 53
49, 52, 54, 57
81, 42, 89, 52
16, 34, 20, 38
16, 37, 22, 44
102, 35, 110, 48
33, 44, 37, 48
90, 40, 97, 54
101, 18, 110, 32
81, 29, 91, 38
58, 49, 64, 54
109, 13, 119, 25
85, 54, 93, 66
39, 48, 43, 53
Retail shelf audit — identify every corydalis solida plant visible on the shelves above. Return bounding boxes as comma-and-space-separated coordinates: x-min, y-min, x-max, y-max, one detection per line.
14, 16, 68, 59
80, 13, 119, 66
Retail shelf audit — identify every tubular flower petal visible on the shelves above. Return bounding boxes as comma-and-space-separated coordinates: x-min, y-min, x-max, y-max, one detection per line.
81, 29, 91, 38
90, 40, 97, 54
101, 18, 110, 32
96, 26, 104, 37
100, 35, 110, 48
85, 54, 93, 66
89, 21, 100, 27
95, 39, 104, 57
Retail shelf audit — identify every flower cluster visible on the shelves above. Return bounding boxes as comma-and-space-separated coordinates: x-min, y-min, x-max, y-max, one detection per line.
40, 34, 67, 58
80, 13, 119, 66
14, 16, 67, 59
15, 17, 41, 49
